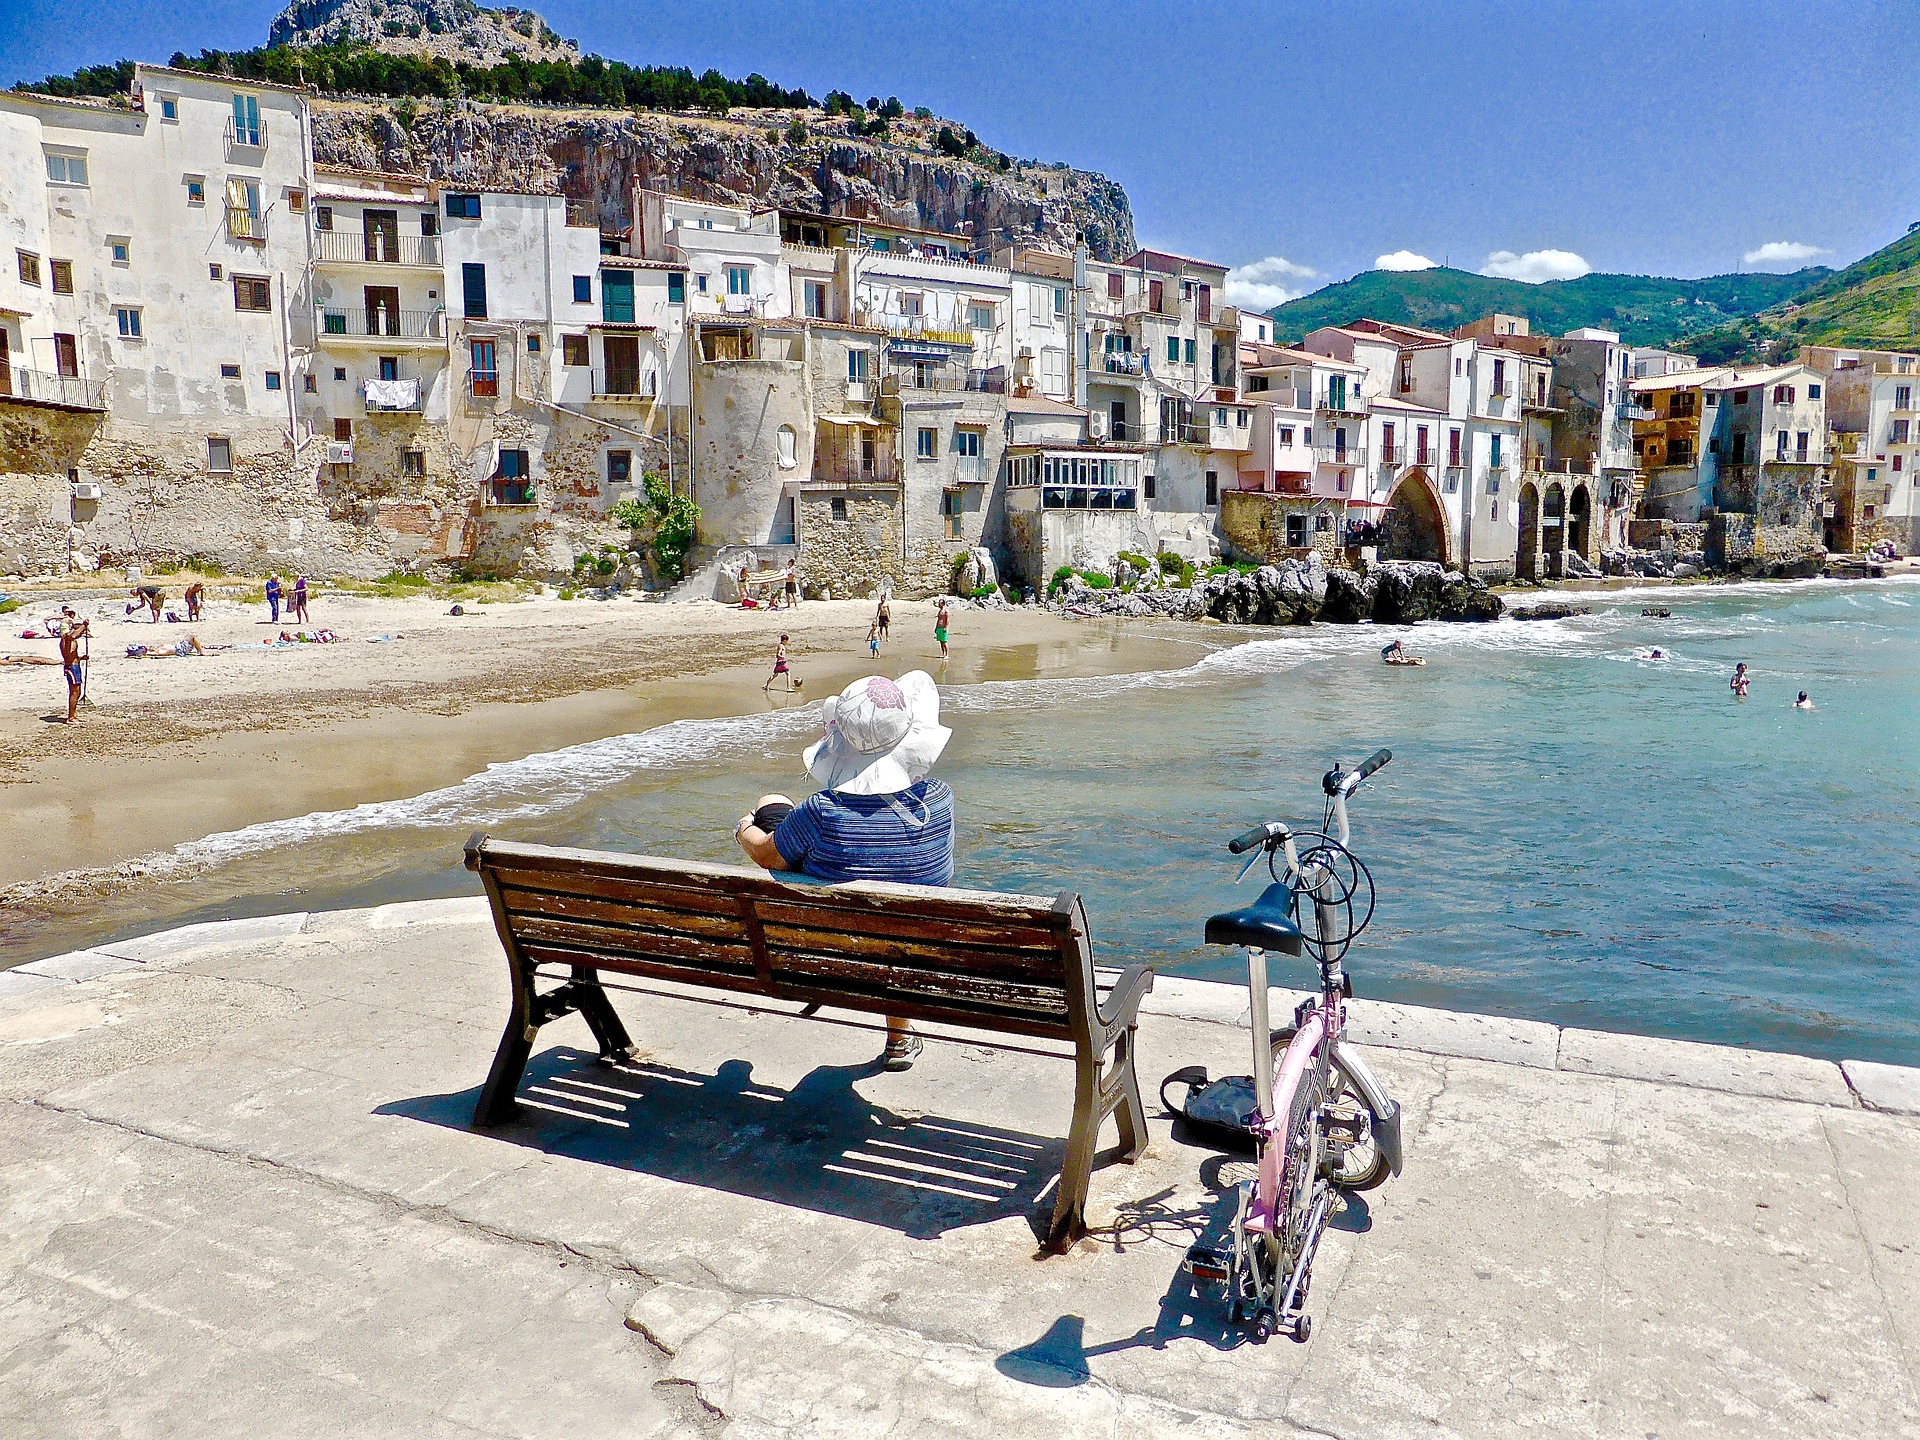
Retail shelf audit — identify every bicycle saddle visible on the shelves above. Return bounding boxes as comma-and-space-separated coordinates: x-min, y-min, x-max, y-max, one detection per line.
1204, 882, 1304, 956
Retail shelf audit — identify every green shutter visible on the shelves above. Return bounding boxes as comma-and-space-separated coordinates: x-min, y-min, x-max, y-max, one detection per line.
462, 263, 488, 319
602, 270, 635, 324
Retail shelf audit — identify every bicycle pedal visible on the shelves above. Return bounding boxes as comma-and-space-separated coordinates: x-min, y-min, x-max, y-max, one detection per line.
1182, 1245, 1229, 1283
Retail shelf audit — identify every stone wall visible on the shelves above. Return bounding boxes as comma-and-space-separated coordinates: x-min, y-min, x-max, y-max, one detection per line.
1002, 498, 1168, 589
1706, 512, 1826, 577
1220, 489, 1343, 566
0, 402, 103, 574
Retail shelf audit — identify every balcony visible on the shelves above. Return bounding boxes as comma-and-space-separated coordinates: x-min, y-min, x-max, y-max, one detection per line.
1314, 445, 1368, 470
468, 370, 501, 400
225, 117, 266, 154
226, 207, 268, 243
881, 370, 973, 396
360, 376, 424, 412
317, 308, 445, 343
1176, 418, 1250, 452
312, 231, 442, 267
1522, 396, 1563, 415
1099, 352, 1150, 378
0, 367, 106, 411
592, 372, 658, 402
809, 461, 899, 488
1316, 399, 1366, 420
1619, 403, 1653, 421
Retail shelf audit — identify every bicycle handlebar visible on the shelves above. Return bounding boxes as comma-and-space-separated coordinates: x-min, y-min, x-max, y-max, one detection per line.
1228, 822, 1277, 855
1356, 748, 1393, 782
1324, 748, 1393, 797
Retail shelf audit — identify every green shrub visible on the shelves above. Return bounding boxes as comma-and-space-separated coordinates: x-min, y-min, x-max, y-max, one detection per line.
969, 584, 996, 599
1116, 550, 1150, 572
0, 598, 21, 614
1156, 551, 1194, 586
1079, 571, 1112, 589
374, 570, 430, 587
612, 472, 699, 582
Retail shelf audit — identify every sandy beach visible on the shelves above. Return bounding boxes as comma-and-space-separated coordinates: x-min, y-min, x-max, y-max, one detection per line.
0, 581, 1215, 908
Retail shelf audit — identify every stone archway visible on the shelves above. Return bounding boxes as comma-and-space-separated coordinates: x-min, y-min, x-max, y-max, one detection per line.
1567, 483, 1592, 561
1517, 481, 1541, 581
1381, 472, 1449, 566
1543, 481, 1566, 578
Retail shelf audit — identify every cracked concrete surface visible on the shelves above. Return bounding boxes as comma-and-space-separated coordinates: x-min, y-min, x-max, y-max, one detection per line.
2, 903, 1918, 1438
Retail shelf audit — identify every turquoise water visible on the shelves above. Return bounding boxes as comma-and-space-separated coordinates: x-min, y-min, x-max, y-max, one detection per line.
16, 578, 1920, 1064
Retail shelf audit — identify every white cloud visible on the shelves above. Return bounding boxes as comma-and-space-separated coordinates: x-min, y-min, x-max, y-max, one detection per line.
1225, 255, 1318, 310
1742, 240, 1826, 267
1480, 248, 1591, 283
1375, 250, 1437, 272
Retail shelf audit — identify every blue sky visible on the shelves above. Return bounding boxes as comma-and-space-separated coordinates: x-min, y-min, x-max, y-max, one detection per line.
3, 0, 1916, 307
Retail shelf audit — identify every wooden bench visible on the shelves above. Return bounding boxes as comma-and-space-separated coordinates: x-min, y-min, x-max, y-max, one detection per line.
463, 833, 1154, 1250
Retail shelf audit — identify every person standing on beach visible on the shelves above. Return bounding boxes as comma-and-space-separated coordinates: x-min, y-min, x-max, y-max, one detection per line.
764, 633, 800, 693
184, 582, 204, 622
1730, 662, 1750, 700
875, 593, 891, 645
783, 561, 800, 608
733, 671, 954, 1071
129, 585, 164, 623
292, 574, 310, 625
265, 574, 282, 624
866, 620, 881, 660
933, 598, 951, 661
59, 615, 89, 724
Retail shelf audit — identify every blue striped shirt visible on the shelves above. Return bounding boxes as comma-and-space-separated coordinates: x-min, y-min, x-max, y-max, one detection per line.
772, 779, 955, 888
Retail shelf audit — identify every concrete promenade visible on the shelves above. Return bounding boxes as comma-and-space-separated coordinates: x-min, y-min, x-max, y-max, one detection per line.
3, 900, 1918, 1439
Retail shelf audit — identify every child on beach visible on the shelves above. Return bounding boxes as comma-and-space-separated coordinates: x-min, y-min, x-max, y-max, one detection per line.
764, 633, 800, 693
867, 621, 881, 659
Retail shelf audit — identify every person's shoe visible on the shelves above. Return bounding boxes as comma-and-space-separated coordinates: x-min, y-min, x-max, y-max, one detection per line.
881, 1034, 923, 1072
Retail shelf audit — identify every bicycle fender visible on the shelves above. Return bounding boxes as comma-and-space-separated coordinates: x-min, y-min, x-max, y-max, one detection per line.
1331, 1038, 1404, 1178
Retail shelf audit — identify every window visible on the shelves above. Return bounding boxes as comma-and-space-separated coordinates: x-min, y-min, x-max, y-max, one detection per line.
17, 251, 40, 287
1398, 357, 1413, 392
50, 260, 72, 295
1490, 434, 1503, 468
696, 274, 708, 293
1144, 473, 1156, 499
900, 291, 922, 318
420, 211, 439, 237
159, 96, 178, 121
53, 334, 77, 377
830, 496, 849, 522
1053, 286, 1067, 317
1796, 431, 1809, 461
303, 374, 317, 393
186, 177, 205, 206
1490, 500, 1500, 520
917, 427, 937, 459
1183, 338, 1196, 365
333, 418, 353, 441
332, 367, 346, 381
573, 275, 591, 303
114, 306, 142, 339
601, 269, 634, 323
1864, 505, 1877, 520
1733, 389, 1750, 404
803, 280, 828, 318
312, 204, 333, 232
104, 237, 130, 265
1449, 428, 1462, 466
1704, 392, 1719, 407
953, 429, 981, 458
287, 190, 304, 214
1149, 279, 1164, 312
1777, 430, 1789, 459
847, 347, 869, 383
1808, 383, 1821, 399
562, 334, 589, 367
462, 263, 488, 320
469, 339, 498, 397
667, 271, 685, 304
44, 151, 88, 186
968, 302, 994, 330
445, 194, 482, 219
1895, 385, 1912, 411
526, 334, 540, 353
1416, 425, 1430, 465
233, 275, 271, 312
1286, 514, 1308, 547
726, 265, 753, 296
1491, 357, 1506, 394
1279, 426, 1294, 446
219, 363, 241, 379
1891, 419, 1911, 444
941, 489, 964, 538
1895, 456, 1905, 473
607, 449, 633, 484
1488, 473, 1501, 495
230, 93, 261, 147
1167, 336, 1180, 365
402, 449, 426, 476
776, 427, 797, 469
1381, 423, 1396, 465
1205, 471, 1219, 506
265, 371, 281, 391
207, 437, 232, 472
1107, 272, 1123, 299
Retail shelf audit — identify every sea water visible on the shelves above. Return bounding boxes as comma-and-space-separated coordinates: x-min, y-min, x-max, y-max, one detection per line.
13, 578, 1920, 1065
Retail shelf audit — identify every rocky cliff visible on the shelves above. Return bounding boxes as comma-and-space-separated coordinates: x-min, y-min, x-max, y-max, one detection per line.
309, 99, 1136, 258
271, 0, 577, 67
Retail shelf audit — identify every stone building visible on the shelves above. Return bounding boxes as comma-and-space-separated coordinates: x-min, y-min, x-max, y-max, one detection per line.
1632, 363, 1829, 530
1801, 345, 1919, 555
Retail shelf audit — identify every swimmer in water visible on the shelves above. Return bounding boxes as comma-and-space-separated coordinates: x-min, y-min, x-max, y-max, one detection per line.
1793, 691, 1815, 710
1730, 662, 1750, 699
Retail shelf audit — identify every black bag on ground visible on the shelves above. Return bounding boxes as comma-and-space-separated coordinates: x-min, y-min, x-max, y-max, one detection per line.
1160, 1066, 1261, 1152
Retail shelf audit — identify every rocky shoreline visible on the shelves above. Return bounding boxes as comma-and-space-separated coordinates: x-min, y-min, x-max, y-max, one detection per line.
1044, 556, 1503, 627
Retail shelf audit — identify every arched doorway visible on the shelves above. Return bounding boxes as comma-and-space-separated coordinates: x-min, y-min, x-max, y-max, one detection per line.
1381, 472, 1449, 565
1517, 481, 1540, 580
1567, 483, 1592, 561
1543, 482, 1566, 578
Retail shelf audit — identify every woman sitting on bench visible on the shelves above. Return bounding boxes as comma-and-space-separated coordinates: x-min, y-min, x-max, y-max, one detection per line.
733, 671, 954, 1072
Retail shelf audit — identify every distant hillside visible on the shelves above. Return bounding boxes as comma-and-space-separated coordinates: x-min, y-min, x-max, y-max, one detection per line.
1267, 266, 1828, 349
1684, 225, 1920, 364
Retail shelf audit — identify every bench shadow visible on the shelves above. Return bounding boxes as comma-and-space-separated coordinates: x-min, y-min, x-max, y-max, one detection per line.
376, 1044, 1076, 1243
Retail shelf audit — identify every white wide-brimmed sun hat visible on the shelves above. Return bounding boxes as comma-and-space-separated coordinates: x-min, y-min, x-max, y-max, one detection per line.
803, 671, 951, 796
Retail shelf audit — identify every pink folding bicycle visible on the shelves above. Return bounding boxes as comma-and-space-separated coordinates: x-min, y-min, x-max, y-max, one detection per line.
1182, 749, 1404, 1343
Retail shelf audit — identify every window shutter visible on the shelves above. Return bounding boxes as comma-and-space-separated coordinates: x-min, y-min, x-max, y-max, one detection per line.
462, 262, 488, 320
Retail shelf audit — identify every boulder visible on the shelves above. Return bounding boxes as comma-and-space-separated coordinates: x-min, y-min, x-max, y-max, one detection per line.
1372, 560, 1447, 624
1321, 567, 1378, 623
954, 546, 998, 595
1511, 602, 1591, 621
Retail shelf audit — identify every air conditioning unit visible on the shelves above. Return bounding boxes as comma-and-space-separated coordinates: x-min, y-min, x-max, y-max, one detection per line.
1088, 411, 1109, 440
71, 480, 102, 501
326, 442, 354, 465
846, 381, 868, 403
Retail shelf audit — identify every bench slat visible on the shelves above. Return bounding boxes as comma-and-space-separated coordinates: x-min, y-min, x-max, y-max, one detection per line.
759, 922, 1068, 983
513, 916, 756, 968
488, 867, 750, 919
498, 888, 749, 942
753, 898, 1067, 955
519, 940, 764, 990
762, 946, 1070, 1015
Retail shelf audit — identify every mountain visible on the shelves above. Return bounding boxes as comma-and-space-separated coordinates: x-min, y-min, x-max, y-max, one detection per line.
1683, 225, 1920, 364
17, 1, 1137, 260
1266, 266, 1830, 349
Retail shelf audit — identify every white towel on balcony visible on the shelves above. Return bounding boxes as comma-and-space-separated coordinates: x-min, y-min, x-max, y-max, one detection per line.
363, 378, 419, 410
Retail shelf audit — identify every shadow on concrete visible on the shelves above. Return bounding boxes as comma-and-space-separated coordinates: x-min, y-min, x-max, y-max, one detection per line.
378, 1045, 1077, 1242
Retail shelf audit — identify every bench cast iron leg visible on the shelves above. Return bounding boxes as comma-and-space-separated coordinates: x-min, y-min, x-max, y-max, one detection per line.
1113, 1025, 1147, 1162
1048, 1047, 1102, 1251
474, 1019, 533, 1127
571, 965, 636, 1064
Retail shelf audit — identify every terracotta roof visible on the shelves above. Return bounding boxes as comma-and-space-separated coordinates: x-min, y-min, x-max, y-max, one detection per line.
1006, 396, 1087, 415
599, 256, 687, 271
1124, 247, 1229, 275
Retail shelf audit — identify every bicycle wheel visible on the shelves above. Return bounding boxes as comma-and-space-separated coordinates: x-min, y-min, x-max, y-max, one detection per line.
1270, 1038, 1390, 1193
1274, 1049, 1327, 1282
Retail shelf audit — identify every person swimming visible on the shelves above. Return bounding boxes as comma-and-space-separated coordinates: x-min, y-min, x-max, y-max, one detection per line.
1793, 691, 1815, 710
